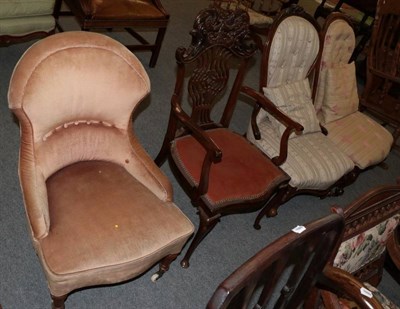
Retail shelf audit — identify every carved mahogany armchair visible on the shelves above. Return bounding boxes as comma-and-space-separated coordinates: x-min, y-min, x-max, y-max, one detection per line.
155, 7, 289, 268
246, 6, 355, 228
313, 13, 393, 172
319, 179, 400, 308
207, 213, 384, 309
8, 32, 194, 308
360, 0, 400, 151
54, 0, 169, 67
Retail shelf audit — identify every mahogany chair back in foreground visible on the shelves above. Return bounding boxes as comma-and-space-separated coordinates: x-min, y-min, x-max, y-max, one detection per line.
207, 213, 383, 309
321, 179, 400, 308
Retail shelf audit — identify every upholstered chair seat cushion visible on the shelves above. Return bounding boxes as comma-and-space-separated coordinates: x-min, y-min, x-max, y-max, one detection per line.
247, 121, 354, 190
0, 0, 55, 36
246, 8, 273, 25
325, 112, 393, 169
219, 1, 273, 25
40, 160, 194, 296
81, 0, 165, 19
0, 0, 55, 18
0, 16, 55, 35
171, 128, 288, 210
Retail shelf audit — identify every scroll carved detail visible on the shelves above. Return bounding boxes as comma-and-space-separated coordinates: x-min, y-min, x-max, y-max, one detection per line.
176, 7, 256, 62
175, 7, 256, 125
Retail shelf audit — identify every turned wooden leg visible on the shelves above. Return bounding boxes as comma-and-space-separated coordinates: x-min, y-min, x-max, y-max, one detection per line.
151, 253, 179, 282
180, 208, 220, 268
51, 294, 67, 309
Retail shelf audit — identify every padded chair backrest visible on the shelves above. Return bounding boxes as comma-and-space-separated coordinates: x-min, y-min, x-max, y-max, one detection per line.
332, 182, 400, 285
173, 7, 257, 128
255, 6, 320, 126
207, 213, 344, 309
261, 6, 320, 89
8, 31, 154, 238
313, 13, 356, 120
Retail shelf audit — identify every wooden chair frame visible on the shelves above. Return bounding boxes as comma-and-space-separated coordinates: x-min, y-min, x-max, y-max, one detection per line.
53, 0, 169, 67
156, 7, 289, 268
320, 179, 400, 308
207, 213, 383, 309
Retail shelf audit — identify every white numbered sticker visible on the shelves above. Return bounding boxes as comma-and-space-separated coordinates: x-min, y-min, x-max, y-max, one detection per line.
292, 225, 306, 234
360, 287, 373, 298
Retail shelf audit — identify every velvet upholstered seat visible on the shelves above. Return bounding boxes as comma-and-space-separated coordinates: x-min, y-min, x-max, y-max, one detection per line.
8, 31, 194, 308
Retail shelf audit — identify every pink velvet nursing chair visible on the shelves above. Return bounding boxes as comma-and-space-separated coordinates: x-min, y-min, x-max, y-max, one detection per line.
8, 31, 194, 308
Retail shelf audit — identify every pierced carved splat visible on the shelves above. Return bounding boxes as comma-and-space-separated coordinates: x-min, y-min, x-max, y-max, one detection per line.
175, 7, 256, 126
188, 48, 232, 124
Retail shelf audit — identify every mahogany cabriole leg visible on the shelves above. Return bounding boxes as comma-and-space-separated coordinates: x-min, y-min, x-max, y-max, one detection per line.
51, 294, 67, 309
180, 208, 220, 268
254, 188, 287, 230
151, 253, 179, 282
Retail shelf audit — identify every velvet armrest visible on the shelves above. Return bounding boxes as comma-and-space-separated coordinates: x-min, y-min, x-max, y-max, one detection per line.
319, 265, 384, 309
240, 86, 304, 166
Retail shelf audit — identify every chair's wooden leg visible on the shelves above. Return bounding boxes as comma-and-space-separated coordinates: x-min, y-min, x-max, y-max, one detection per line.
180, 208, 220, 268
154, 139, 169, 166
51, 294, 67, 309
151, 253, 179, 282
149, 27, 167, 68
254, 188, 288, 230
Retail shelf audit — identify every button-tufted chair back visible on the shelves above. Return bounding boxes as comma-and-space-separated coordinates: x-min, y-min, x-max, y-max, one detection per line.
261, 9, 320, 89
313, 14, 355, 117
8, 31, 169, 238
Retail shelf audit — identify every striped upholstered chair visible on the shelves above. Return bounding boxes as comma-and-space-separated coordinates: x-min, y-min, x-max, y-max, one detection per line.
246, 6, 355, 228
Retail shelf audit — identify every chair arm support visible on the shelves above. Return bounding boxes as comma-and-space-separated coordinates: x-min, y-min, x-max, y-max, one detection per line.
319, 265, 384, 309
240, 86, 304, 165
241, 86, 304, 132
171, 96, 222, 163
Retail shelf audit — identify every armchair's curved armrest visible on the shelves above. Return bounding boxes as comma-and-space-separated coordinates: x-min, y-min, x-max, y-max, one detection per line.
171, 96, 222, 163
319, 265, 384, 309
240, 86, 303, 166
